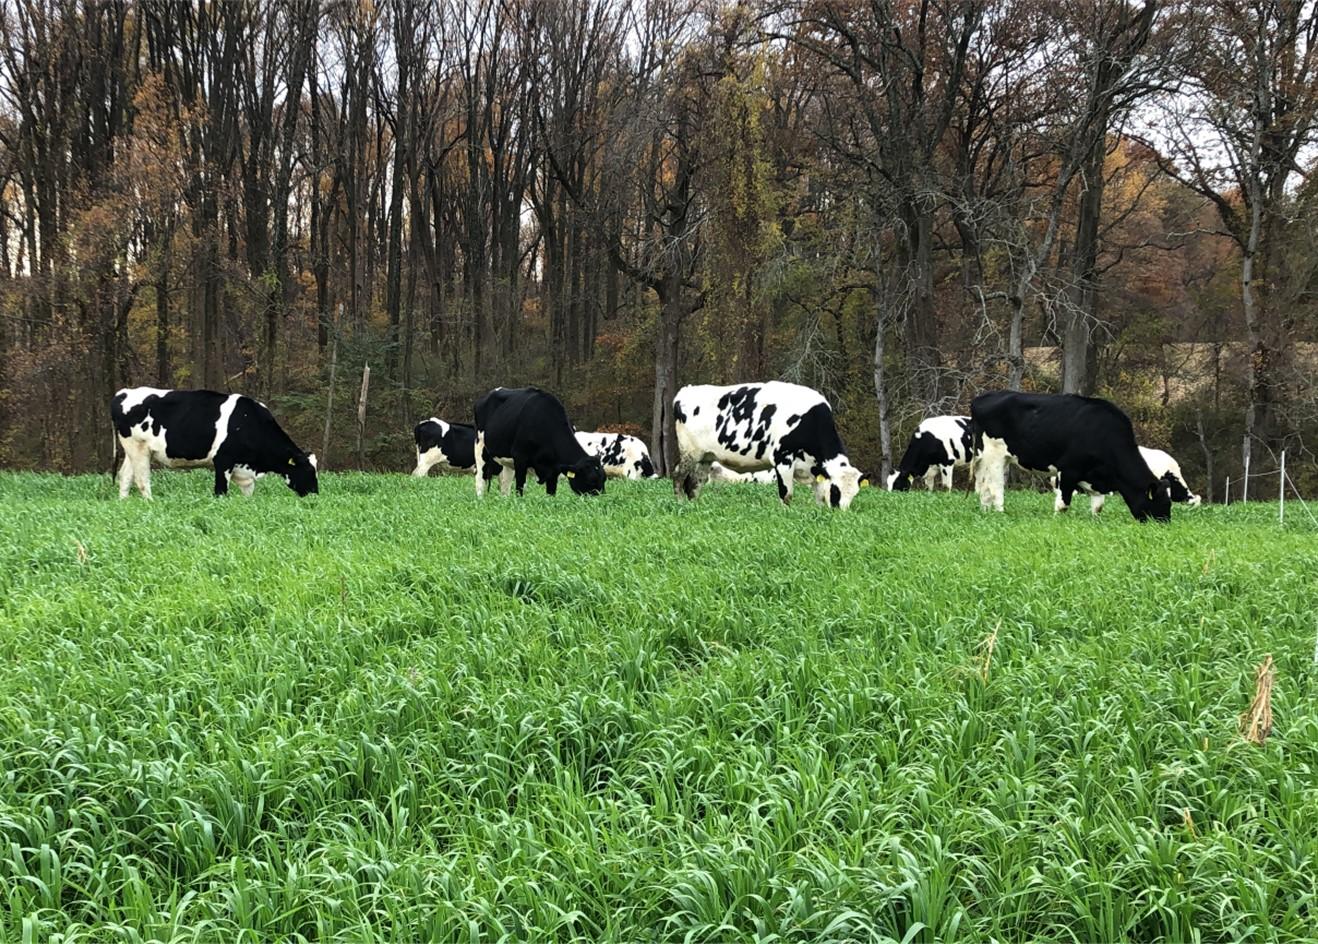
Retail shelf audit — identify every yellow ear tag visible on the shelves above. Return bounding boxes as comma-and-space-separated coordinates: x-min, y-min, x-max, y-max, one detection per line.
861, 479, 870, 488
566, 471, 575, 479
816, 474, 826, 484
288, 457, 296, 466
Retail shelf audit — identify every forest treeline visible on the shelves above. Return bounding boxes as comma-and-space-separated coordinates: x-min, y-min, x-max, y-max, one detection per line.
1, 0, 1316, 496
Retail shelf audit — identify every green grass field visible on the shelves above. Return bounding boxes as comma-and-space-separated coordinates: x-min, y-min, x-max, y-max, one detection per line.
1, 471, 1316, 943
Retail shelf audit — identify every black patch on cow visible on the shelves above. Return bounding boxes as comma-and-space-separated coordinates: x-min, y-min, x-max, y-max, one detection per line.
475, 386, 605, 497
638, 454, 656, 478
829, 484, 841, 508
692, 406, 699, 416
673, 400, 688, 424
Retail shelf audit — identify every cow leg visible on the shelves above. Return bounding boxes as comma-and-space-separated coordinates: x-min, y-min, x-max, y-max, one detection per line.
1055, 475, 1077, 514
672, 454, 695, 499
413, 449, 434, 477
116, 441, 135, 498
128, 445, 152, 500
543, 469, 559, 496
513, 461, 529, 496
474, 434, 491, 497
1090, 493, 1106, 515
975, 437, 1008, 512
498, 465, 514, 497
942, 465, 954, 491
693, 461, 713, 498
923, 467, 938, 491
213, 464, 231, 497
773, 455, 795, 505
234, 471, 256, 497
676, 456, 706, 500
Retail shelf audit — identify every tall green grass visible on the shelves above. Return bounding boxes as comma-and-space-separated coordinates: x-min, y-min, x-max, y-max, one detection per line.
1, 471, 1315, 942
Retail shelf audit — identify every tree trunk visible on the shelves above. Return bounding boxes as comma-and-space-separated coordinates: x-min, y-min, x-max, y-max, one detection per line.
155, 260, 170, 385
874, 304, 892, 482
903, 204, 940, 405
651, 281, 683, 477
1062, 133, 1106, 395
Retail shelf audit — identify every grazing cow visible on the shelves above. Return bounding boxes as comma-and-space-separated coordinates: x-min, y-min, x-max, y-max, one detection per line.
574, 431, 657, 479
111, 387, 318, 499
887, 415, 974, 491
1052, 446, 1201, 515
413, 418, 477, 476
473, 386, 606, 497
970, 390, 1171, 521
673, 381, 869, 508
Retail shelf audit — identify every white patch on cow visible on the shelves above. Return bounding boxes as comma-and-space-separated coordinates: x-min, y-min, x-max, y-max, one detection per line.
975, 435, 1012, 512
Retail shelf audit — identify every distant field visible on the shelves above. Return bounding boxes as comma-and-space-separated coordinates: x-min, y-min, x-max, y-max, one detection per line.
1, 472, 1316, 942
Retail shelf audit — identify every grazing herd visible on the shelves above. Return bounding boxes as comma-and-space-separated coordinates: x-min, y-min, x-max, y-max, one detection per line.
111, 382, 1202, 521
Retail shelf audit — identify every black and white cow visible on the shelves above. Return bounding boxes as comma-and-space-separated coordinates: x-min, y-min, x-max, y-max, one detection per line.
111, 387, 318, 499
473, 386, 606, 497
1052, 446, 1201, 515
574, 431, 657, 479
673, 381, 869, 508
413, 418, 477, 476
887, 415, 974, 491
970, 391, 1171, 521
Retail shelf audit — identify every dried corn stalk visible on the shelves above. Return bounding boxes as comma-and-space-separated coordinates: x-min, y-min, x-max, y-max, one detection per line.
1238, 654, 1275, 746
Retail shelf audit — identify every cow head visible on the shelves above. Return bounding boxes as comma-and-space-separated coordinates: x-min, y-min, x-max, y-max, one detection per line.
284, 452, 319, 496
1126, 478, 1171, 522
813, 457, 868, 510
886, 470, 912, 491
563, 456, 606, 495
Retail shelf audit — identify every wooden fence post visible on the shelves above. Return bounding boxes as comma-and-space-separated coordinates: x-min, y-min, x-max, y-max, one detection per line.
321, 304, 341, 467
356, 363, 370, 469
